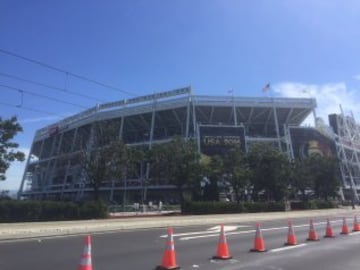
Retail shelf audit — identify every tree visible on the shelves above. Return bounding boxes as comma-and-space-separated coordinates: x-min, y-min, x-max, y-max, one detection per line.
291, 155, 340, 201
111, 146, 147, 209
150, 137, 201, 205
247, 143, 292, 201
120, 146, 149, 205
0, 116, 25, 180
291, 158, 315, 201
81, 121, 128, 201
309, 155, 340, 200
202, 155, 223, 201
223, 147, 251, 204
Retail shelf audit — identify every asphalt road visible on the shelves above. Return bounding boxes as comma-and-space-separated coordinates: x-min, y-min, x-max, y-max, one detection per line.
0, 213, 359, 270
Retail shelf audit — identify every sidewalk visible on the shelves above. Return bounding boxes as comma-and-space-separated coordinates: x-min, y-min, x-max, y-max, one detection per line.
0, 207, 357, 241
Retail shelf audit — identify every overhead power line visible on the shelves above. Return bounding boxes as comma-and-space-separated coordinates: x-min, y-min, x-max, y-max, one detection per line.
0, 101, 61, 116
0, 83, 88, 109
0, 72, 105, 102
0, 48, 135, 96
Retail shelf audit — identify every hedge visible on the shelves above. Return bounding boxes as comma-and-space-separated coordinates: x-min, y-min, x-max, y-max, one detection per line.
290, 200, 337, 210
182, 201, 285, 215
0, 200, 108, 222
182, 200, 337, 215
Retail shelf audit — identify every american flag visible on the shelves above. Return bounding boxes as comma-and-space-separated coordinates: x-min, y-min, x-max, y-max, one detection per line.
262, 83, 270, 92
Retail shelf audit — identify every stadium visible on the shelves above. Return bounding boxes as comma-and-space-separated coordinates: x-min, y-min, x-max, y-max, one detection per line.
18, 86, 360, 203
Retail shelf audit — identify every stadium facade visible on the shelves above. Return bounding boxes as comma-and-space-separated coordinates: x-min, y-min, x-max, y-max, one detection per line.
18, 87, 360, 202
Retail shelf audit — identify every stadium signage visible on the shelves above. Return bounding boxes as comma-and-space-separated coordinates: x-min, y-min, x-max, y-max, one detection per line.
126, 86, 191, 104
38, 87, 191, 138
48, 125, 59, 136
203, 135, 241, 146
100, 86, 191, 110
199, 125, 246, 156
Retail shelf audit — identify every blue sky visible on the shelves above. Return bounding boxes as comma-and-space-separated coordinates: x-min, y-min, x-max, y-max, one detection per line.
1, 1, 360, 191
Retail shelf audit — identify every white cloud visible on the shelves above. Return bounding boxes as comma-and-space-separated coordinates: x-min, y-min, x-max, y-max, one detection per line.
273, 81, 360, 126
0, 148, 30, 192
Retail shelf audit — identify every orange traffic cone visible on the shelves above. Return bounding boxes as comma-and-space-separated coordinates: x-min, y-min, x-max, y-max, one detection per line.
285, 220, 297, 246
77, 235, 92, 270
250, 223, 266, 252
213, 224, 232, 260
340, 217, 350, 235
156, 228, 180, 270
353, 215, 360, 232
324, 218, 335, 238
307, 219, 319, 241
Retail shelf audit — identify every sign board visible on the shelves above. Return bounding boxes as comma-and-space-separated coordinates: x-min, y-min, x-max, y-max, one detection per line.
199, 125, 246, 157
289, 127, 336, 159
99, 86, 191, 110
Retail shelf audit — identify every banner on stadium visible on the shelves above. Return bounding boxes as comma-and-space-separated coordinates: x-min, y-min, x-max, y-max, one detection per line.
289, 127, 336, 159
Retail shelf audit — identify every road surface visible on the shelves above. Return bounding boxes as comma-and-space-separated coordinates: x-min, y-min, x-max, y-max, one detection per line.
0, 214, 359, 269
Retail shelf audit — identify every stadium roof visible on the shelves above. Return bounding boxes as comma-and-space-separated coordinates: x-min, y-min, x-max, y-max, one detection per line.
34, 87, 316, 141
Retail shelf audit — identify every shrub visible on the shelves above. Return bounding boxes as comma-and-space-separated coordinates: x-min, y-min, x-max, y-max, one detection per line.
0, 200, 108, 222
290, 200, 337, 210
182, 201, 285, 215
79, 201, 108, 219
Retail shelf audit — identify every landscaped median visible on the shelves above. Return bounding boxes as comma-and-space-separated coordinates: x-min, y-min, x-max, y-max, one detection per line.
0, 207, 356, 241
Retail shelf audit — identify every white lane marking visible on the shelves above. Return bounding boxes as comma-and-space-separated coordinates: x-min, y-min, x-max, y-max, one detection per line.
207, 225, 243, 232
179, 219, 345, 241
160, 225, 248, 238
181, 233, 222, 240
269, 243, 307, 253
